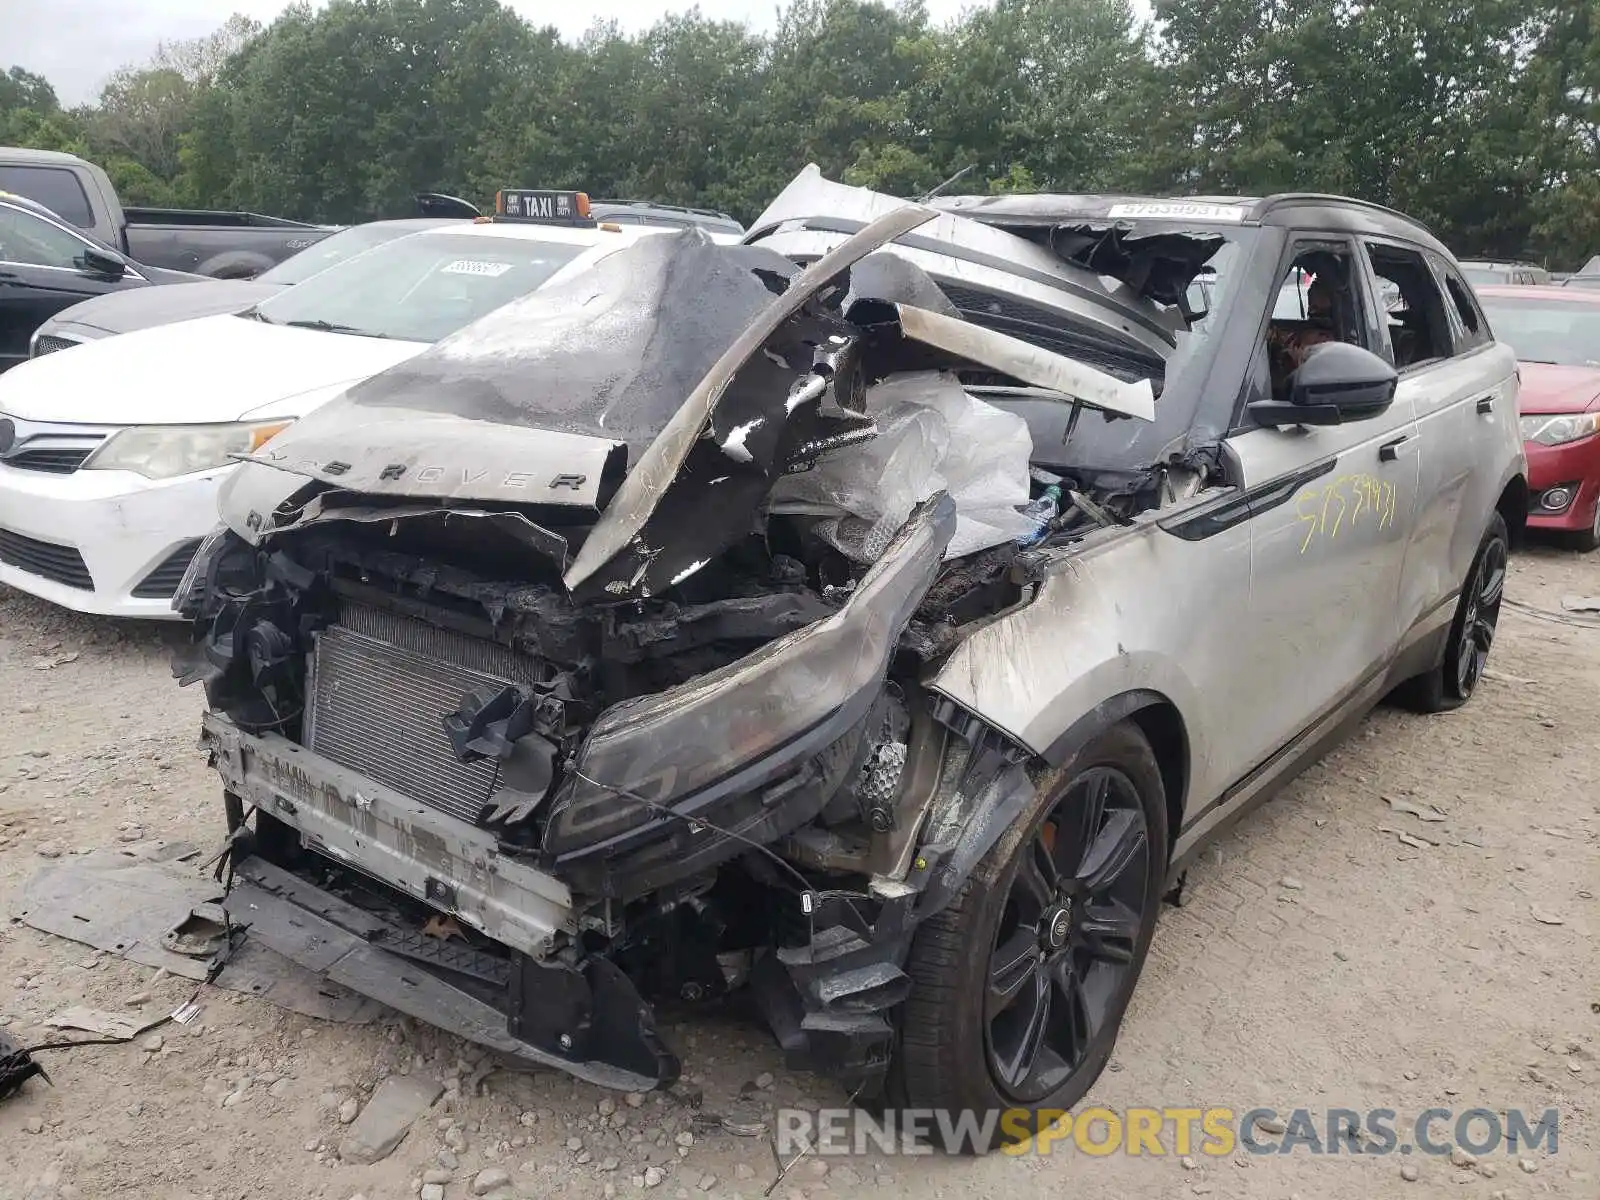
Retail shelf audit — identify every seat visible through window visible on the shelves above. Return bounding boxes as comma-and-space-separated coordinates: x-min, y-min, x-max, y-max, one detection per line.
1266, 250, 1363, 400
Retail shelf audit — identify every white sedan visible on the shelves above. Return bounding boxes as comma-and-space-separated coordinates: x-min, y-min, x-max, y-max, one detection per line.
0, 219, 668, 618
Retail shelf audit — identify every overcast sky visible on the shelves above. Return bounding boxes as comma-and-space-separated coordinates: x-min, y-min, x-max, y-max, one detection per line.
3, 0, 998, 106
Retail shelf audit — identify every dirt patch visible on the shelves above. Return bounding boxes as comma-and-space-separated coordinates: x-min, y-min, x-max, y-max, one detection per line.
1, 547, 1596, 1199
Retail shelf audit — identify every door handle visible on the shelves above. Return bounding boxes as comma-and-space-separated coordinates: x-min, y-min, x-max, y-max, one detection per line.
1378, 435, 1413, 463
1475, 396, 1494, 415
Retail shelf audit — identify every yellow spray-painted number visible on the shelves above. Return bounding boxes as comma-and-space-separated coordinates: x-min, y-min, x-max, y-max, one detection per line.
1296, 472, 1397, 553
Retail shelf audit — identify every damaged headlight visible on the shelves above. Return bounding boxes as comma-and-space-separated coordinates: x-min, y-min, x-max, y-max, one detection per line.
84, 420, 293, 479
544, 493, 957, 855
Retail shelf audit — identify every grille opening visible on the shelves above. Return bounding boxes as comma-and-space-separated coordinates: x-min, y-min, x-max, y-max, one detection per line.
0, 527, 93, 590
4, 446, 97, 474
30, 334, 80, 357
131, 539, 203, 599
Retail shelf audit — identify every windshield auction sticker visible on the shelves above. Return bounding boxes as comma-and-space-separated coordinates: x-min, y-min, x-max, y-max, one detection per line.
440, 259, 514, 277
1107, 201, 1248, 223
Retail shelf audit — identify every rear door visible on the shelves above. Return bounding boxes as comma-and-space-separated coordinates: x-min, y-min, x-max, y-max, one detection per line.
1361, 241, 1515, 642
1223, 234, 1423, 775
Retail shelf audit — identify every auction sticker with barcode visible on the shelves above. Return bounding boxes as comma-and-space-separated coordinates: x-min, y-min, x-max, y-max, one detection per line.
1106, 201, 1247, 223
441, 259, 513, 277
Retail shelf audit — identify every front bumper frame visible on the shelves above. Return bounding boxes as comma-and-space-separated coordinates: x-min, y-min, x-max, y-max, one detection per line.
203, 712, 573, 959
204, 712, 679, 1089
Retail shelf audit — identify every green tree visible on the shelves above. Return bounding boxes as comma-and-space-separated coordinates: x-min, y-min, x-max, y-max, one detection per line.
922, 0, 1149, 193
189, 0, 545, 222
750, 1, 942, 200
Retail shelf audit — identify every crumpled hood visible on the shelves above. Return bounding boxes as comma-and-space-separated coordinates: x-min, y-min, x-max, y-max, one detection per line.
1518, 361, 1600, 414
230, 193, 1155, 602
44, 279, 280, 337
0, 312, 426, 425
274, 227, 799, 459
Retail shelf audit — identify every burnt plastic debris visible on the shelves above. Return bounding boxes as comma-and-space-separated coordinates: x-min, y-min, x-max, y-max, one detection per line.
0, 1029, 47, 1101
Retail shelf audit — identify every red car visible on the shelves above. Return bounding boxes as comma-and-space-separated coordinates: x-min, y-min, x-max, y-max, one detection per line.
1476, 285, 1600, 549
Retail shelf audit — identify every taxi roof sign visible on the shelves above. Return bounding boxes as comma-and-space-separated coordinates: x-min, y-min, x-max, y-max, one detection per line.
495, 189, 592, 224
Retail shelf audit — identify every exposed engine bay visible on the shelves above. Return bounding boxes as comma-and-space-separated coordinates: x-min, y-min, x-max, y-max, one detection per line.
175, 194, 1217, 1093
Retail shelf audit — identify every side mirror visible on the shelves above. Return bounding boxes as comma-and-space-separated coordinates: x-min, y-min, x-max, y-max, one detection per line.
1249, 342, 1398, 428
79, 246, 129, 278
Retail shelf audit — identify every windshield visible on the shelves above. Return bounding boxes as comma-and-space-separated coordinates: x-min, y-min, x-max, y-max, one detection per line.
1478, 295, 1600, 367
258, 223, 446, 286
1017, 229, 1253, 473
252, 232, 587, 342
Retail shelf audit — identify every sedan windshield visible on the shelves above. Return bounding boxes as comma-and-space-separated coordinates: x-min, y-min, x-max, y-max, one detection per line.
1479, 295, 1600, 367
257, 222, 450, 286
251, 233, 587, 342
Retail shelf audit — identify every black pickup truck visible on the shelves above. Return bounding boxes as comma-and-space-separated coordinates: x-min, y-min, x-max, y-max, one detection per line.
0, 146, 337, 278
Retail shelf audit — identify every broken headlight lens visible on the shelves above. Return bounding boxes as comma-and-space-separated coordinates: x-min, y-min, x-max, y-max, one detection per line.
84, 420, 293, 479
544, 494, 957, 855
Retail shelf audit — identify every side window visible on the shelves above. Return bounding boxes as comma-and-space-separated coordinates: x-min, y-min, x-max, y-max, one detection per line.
1257, 240, 1375, 406
1363, 243, 1453, 369
0, 203, 89, 269
0, 165, 95, 228
1433, 258, 1491, 352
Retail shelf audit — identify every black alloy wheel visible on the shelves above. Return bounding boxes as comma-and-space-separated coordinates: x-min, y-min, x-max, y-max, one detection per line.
1453, 526, 1507, 701
895, 722, 1168, 1151
986, 766, 1151, 1101
1396, 511, 1509, 713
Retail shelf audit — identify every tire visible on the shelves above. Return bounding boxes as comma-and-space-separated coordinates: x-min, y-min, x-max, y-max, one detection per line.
1396, 511, 1508, 713
892, 722, 1168, 1152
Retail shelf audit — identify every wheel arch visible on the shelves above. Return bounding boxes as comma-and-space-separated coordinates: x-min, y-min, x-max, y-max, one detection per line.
195, 250, 275, 280
1496, 472, 1529, 549
1039, 688, 1190, 861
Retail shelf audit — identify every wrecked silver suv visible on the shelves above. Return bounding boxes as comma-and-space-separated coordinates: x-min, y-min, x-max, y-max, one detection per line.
176, 168, 1525, 1146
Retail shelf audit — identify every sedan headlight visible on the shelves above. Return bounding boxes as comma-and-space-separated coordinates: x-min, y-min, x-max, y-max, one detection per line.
543, 493, 957, 855
84, 421, 293, 479
1520, 411, 1600, 447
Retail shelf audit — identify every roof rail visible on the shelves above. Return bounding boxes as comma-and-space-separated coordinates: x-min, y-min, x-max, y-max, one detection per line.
1257, 192, 1438, 237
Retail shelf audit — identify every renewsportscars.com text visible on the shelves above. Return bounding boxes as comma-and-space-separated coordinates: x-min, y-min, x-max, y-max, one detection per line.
775, 1106, 1561, 1158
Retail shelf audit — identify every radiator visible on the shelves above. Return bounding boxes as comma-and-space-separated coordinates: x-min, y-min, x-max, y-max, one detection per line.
304, 604, 544, 825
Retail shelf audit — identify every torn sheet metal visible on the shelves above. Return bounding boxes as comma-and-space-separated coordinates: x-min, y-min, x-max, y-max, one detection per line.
748, 164, 1179, 357
894, 304, 1156, 421
237, 230, 802, 506
1048, 223, 1225, 309
564, 202, 940, 599
12, 849, 384, 1024
263, 494, 571, 570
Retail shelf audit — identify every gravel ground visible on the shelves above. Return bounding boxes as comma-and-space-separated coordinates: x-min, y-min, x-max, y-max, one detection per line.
0, 546, 1595, 1200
